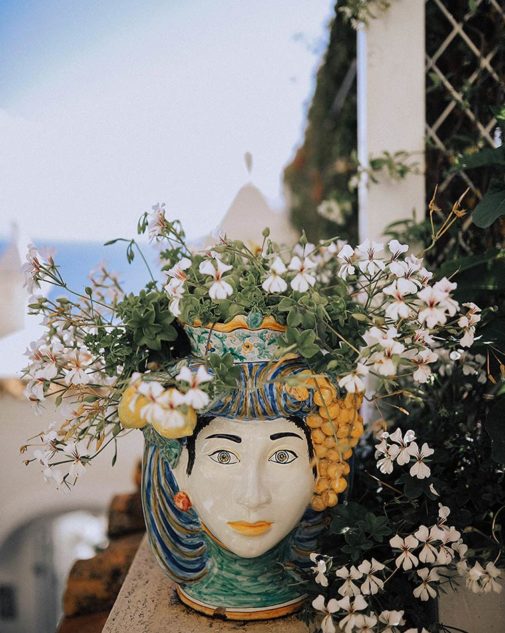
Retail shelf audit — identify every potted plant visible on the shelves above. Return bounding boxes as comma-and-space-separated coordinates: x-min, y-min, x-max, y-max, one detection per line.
21, 205, 502, 626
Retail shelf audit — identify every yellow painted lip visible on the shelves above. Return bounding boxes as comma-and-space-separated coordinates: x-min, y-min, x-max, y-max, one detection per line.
227, 521, 273, 536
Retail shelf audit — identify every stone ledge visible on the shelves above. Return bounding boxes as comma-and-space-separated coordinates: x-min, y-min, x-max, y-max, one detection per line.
102, 535, 308, 633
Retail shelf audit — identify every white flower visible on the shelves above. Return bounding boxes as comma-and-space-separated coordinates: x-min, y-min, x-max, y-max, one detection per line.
362, 326, 398, 347
310, 553, 329, 587
140, 384, 187, 433
389, 258, 422, 294
22, 244, 51, 293
383, 278, 414, 320
387, 428, 416, 466
167, 257, 191, 281
199, 256, 234, 300
436, 527, 459, 564
335, 565, 363, 597
294, 242, 316, 258
388, 239, 408, 257
438, 503, 450, 522
24, 373, 48, 402
416, 286, 448, 328
460, 328, 476, 348
338, 363, 368, 393
353, 614, 377, 633
337, 244, 356, 279
262, 256, 288, 293
165, 277, 186, 317
465, 561, 484, 593
414, 525, 443, 564
356, 239, 385, 276
335, 595, 367, 633
312, 595, 339, 633
24, 340, 64, 380
458, 302, 481, 348
176, 365, 212, 410
389, 534, 419, 570
405, 629, 430, 633
434, 277, 459, 316
375, 440, 400, 474
406, 442, 434, 479
413, 567, 440, 601
480, 562, 503, 593
378, 610, 405, 633
357, 558, 384, 595
63, 348, 93, 385
451, 539, 468, 560
64, 441, 87, 480
138, 382, 170, 423
412, 349, 438, 383
147, 203, 169, 240
370, 335, 405, 377
288, 255, 317, 292
429, 483, 440, 496
413, 328, 436, 347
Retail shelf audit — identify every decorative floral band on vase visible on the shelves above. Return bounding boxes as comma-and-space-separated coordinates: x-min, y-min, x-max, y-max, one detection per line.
185, 314, 287, 363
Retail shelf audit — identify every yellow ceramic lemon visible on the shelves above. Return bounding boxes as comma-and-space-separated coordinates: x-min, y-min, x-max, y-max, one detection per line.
152, 402, 197, 439
118, 385, 148, 429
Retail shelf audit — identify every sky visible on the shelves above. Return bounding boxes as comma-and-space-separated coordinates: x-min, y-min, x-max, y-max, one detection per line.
0, 0, 334, 243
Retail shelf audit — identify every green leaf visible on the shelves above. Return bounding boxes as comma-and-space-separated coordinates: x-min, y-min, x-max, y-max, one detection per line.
287, 310, 303, 327
330, 502, 365, 533
434, 248, 501, 280
357, 512, 392, 542
459, 146, 505, 170
277, 297, 294, 312
472, 180, 505, 228
397, 473, 428, 499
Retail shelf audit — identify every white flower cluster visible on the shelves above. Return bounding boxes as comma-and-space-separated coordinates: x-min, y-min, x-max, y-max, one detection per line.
312, 590, 406, 633
310, 504, 501, 633
31, 424, 89, 488
23, 333, 114, 407
162, 226, 480, 394
27, 364, 212, 487
129, 365, 212, 431
375, 429, 434, 479
334, 239, 479, 392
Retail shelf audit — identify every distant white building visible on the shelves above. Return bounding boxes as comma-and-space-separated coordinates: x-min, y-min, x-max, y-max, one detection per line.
214, 181, 299, 247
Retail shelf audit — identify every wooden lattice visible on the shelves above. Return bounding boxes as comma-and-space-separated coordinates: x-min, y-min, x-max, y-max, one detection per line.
425, 0, 505, 205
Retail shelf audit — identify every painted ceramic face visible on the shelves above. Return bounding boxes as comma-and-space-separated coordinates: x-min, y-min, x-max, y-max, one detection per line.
174, 416, 315, 558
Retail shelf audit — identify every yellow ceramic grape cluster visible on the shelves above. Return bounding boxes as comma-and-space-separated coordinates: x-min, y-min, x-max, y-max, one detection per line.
288, 375, 364, 512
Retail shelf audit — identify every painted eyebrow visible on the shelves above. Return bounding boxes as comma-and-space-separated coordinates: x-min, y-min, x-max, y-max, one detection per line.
204, 433, 242, 443
269, 432, 304, 441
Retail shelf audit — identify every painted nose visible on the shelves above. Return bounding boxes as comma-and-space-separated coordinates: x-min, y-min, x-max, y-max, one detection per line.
235, 470, 272, 510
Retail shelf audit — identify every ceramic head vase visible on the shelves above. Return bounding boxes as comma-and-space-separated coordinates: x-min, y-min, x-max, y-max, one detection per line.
142, 317, 363, 620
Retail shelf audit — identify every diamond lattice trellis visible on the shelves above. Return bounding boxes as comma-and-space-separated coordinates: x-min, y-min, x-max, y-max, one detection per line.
425, 0, 505, 204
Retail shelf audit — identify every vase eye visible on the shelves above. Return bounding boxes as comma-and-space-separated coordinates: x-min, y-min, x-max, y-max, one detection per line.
209, 449, 239, 465
268, 449, 297, 465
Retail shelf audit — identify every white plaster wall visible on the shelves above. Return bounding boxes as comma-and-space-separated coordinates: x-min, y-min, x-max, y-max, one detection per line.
357, 0, 426, 242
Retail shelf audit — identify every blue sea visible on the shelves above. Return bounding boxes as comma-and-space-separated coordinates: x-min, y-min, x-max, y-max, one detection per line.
0, 238, 160, 299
